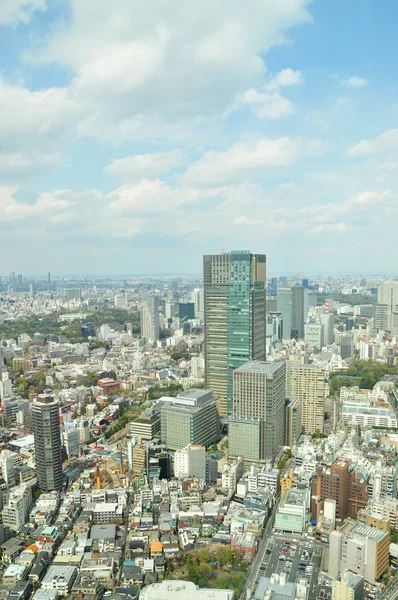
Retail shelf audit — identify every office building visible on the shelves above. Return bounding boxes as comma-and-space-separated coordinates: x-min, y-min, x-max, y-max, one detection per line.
9, 271, 16, 288
231, 360, 285, 462
81, 322, 95, 337
62, 429, 80, 458
17, 274, 23, 288
174, 445, 206, 480
375, 304, 389, 331
275, 487, 308, 533
203, 250, 266, 416
29, 283, 35, 299
228, 416, 265, 464
312, 458, 367, 522
332, 572, 364, 600
114, 294, 128, 308
277, 286, 308, 340
1, 451, 16, 487
33, 394, 63, 491
329, 522, 389, 584
266, 312, 283, 353
178, 302, 195, 320
304, 323, 323, 350
286, 360, 325, 435
130, 405, 161, 441
321, 312, 335, 345
341, 334, 354, 359
141, 296, 160, 343
377, 280, 398, 330
191, 288, 204, 320
160, 389, 220, 450
284, 398, 303, 447
1, 484, 33, 531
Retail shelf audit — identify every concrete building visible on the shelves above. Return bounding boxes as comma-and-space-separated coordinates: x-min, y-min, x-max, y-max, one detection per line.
332, 571, 364, 600
284, 397, 303, 447
174, 445, 206, 480
231, 361, 286, 462
222, 457, 244, 495
304, 323, 323, 350
160, 389, 220, 450
275, 487, 308, 533
277, 286, 308, 340
321, 312, 335, 346
1, 484, 33, 531
140, 580, 235, 600
203, 250, 266, 416
114, 294, 128, 308
141, 296, 160, 343
191, 288, 204, 320
341, 334, 354, 360
62, 428, 80, 458
375, 304, 389, 331
130, 408, 161, 441
329, 522, 389, 584
41, 566, 78, 596
1, 450, 16, 487
33, 394, 63, 492
286, 360, 325, 435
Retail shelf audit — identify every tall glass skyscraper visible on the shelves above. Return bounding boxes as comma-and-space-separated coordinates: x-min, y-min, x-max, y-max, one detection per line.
203, 250, 266, 416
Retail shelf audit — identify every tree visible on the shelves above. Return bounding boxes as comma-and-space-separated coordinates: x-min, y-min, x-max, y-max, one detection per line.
197, 548, 211, 564
216, 545, 228, 567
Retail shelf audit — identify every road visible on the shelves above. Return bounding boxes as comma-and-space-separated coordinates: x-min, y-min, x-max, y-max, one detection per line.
240, 505, 277, 599
117, 490, 132, 585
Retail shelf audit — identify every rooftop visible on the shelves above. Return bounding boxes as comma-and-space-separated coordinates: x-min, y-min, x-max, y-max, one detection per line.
139, 581, 234, 600
234, 360, 284, 376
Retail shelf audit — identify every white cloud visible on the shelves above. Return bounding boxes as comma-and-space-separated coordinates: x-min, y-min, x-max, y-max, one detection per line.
344, 129, 398, 157
182, 137, 325, 185
25, 0, 312, 141
0, 187, 76, 223
240, 89, 294, 119
340, 75, 368, 88
238, 68, 303, 120
273, 68, 303, 87
0, 152, 62, 177
0, 0, 46, 25
105, 150, 183, 180
310, 222, 349, 234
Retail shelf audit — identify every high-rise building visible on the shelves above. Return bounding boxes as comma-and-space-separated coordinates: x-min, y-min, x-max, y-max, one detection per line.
141, 296, 160, 343
203, 250, 266, 416
178, 302, 195, 320
47, 272, 51, 293
33, 394, 63, 491
304, 323, 323, 350
174, 445, 206, 480
160, 389, 220, 450
62, 429, 80, 458
277, 287, 293, 340
8, 271, 16, 289
341, 334, 354, 359
29, 283, 35, 299
277, 286, 308, 340
229, 360, 285, 462
17, 274, 23, 288
320, 312, 335, 345
312, 458, 367, 522
377, 280, 398, 330
191, 288, 204, 320
284, 397, 303, 447
286, 359, 325, 435
374, 304, 389, 331
0, 451, 16, 487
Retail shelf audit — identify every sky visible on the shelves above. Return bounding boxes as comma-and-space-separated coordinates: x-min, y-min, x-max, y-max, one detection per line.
1, 0, 398, 276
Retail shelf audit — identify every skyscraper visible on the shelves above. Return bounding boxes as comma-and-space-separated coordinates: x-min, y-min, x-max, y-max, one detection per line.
141, 296, 160, 343
33, 394, 63, 491
203, 250, 266, 416
277, 286, 308, 340
376, 280, 398, 330
286, 358, 325, 435
230, 360, 286, 462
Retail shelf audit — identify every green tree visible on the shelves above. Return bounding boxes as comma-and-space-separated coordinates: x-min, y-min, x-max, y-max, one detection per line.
197, 548, 211, 564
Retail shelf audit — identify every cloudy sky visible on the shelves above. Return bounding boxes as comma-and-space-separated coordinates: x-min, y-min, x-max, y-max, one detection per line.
1, 0, 398, 275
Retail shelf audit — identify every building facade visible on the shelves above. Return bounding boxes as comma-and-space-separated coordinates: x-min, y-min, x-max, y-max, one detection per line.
203, 250, 266, 416
286, 360, 325, 435
141, 296, 160, 343
33, 394, 63, 492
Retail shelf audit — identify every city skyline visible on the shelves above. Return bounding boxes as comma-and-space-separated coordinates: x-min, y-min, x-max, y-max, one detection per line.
1, 1, 398, 273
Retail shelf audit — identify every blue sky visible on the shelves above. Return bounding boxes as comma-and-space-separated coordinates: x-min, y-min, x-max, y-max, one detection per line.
1, 0, 398, 275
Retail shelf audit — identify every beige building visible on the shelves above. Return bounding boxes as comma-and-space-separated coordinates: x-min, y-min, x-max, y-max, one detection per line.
286, 358, 325, 434
332, 571, 364, 600
329, 522, 390, 584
